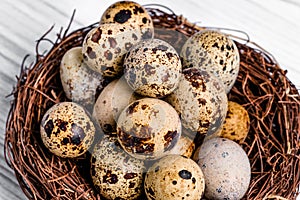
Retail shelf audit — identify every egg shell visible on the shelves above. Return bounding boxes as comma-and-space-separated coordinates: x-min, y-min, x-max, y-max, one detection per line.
181, 30, 240, 93
40, 102, 95, 158
124, 39, 182, 98
117, 98, 181, 160
193, 137, 251, 200
100, 1, 154, 39
91, 135, 145, 199
82, 24, 142, 77
93, 78, 140, 133
144, 155, 205, 200
60, 47, 103, 106
168, 135, 195, 158
166, 68, 228, 138
207, 101, 250, 144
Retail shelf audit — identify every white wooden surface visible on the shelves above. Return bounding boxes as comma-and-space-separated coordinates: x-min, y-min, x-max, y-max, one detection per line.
0, 0, 299, 199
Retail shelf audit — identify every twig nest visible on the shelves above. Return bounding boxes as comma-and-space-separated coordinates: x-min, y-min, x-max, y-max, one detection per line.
181, 30, 240, 93
40, 102, 95, 158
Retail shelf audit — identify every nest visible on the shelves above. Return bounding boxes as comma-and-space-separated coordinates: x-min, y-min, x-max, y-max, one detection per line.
4, 6, 300, 200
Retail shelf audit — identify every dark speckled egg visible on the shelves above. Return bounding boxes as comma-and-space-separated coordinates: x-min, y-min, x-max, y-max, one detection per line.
144, 155, 205, 200
40, 102, 95, 158
82, 23, 142, 77
100, 1, 154, 40
91, 135, 145, 199
124, 39, 182, 98
117, 98, 181, 160
181, 30, 240, 93
165, 68, 228, 138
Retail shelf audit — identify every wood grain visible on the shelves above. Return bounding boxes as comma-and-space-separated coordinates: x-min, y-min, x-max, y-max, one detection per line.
0, 0, 299, 199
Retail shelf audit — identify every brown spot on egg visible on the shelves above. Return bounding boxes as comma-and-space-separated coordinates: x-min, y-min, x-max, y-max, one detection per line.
104, 50, 113, 60
129, 182, 135, 188
179, 170, 192, 179
124, 173, 137, 179
125, 42, 133, 51
91, 28, 102, 42
71, 123, 86, 145
108, 37, 117, 48
142, 17, 147, 24
114, 9, 132, 24
142, 29, 153, 39
56, 119, 68, 131
133, 5, 145, 14
126, 101, 140, 114
44, 120, 54, 137
132, 33, 138, 41
198, 98, 207, 106
87, 47, 96, 59
141, 77, 147, 85
103, 170, 119, 184
144, 64, 155, 75
164, 130, 178, 145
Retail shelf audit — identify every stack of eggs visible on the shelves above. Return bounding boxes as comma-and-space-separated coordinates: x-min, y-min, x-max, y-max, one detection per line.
40, 1, 252, 199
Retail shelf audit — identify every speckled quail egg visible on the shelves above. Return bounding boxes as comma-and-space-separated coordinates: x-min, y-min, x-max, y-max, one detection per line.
168, 135, 195, 158
124, 39, 182, 98
166, 68, 228, 138
181, 30, 240, 93
193, 137, 251, 200
100, 1, 154, 40
91, 135, 145, 199
144, 155, 205, 200
208, 101, 250, 144
93, 77, 140, 133
60, 47, 103, 106
40, 102, 95, 158
117, 98, 181, 160
82, 23, 142, 77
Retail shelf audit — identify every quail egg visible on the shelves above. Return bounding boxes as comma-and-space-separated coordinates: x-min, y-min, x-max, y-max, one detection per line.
181, 30, 240, 93
193, 137, 251, 200
168, 135, 195, 158
124, 39, 182, 98
82, 23, 142, 77
144, 155, 205, 200
60, 47, 103, 107
100, 1, 154, 39
208, 101, 250, 144
93, 77, 140, 133
40, 102, 95, 158
91, 135, 145, 199
117, 98, 181, 160
166, 68, 228, 138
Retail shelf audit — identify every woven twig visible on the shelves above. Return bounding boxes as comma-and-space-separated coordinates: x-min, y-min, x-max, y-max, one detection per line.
5, 7, 300, 200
